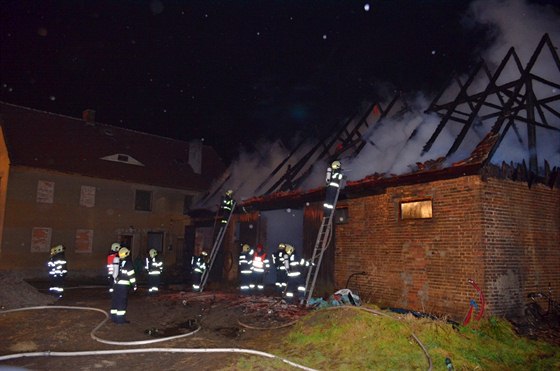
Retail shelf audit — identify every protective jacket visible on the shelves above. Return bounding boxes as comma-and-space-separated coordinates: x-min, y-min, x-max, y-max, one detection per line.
48, 252, 67, 296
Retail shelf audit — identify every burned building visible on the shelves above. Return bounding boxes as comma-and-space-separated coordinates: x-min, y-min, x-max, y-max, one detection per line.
192, 34, 560, 320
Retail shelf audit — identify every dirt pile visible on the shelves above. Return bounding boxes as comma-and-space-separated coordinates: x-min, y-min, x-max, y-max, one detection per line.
0, 272, 56, 310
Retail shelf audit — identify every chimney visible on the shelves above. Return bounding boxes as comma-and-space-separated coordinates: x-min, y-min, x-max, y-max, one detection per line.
82, 109, 96, 124
188, 139, 202, 174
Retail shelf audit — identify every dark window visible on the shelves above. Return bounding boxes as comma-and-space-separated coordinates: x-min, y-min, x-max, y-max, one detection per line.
183, 195, 194, 215
135, 190, 152, 211
334, 207, 349, 224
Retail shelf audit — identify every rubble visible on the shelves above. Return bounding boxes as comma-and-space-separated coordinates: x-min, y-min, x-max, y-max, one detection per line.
0, 271, 56, 310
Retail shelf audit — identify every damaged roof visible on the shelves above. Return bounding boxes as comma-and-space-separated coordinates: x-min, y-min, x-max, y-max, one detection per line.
0, 102, 226, 191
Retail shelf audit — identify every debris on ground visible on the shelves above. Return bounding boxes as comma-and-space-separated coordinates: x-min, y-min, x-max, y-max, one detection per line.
308, 288, 362, 308
0, 271, 56, 310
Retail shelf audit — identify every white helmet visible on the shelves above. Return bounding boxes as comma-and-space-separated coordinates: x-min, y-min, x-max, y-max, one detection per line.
111, 242, 121, 252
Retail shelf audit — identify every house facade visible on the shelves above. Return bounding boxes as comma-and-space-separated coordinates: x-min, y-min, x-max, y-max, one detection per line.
0, 102, 225, 279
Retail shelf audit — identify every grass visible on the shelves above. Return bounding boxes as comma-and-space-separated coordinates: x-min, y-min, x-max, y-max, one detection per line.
232, 305, 560, 370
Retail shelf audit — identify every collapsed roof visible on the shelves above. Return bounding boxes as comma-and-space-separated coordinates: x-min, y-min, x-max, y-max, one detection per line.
196, 33, 560, 212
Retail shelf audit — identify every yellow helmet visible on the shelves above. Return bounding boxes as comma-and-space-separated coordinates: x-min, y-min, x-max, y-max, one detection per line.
149, 249, 158, 258
331, 160, 341, 170
118, 247, 130, 259
242, 244, 250, 253
111, 242, 121, 252
285, 244, 294, 255
278, 243, 286, 250
226, 189, 233, 197
201, 250, 208, 257
50, 244, 64, 255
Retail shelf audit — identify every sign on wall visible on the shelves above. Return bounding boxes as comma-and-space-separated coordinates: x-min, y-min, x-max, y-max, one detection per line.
80, 185, 96, 207
36, 180, 54, 204
31, 227, 52, 252
75, 229, 94, 253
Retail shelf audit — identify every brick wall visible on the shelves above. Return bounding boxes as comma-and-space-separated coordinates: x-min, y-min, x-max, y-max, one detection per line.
481, 178, 560, 318
336, 175, 560, 321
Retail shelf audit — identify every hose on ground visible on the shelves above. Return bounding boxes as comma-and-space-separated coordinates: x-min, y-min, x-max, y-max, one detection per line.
0, 305, 317, 371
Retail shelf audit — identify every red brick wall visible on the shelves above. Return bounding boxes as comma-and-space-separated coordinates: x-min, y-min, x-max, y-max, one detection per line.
336, 175, 560, 320
481, 178, 560, 317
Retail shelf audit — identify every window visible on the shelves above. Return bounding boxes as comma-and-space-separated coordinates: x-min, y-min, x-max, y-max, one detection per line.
334, 207, 349, 224
183, 195, 194, 215
135, 190, 152, 211
400, 199, 432, 220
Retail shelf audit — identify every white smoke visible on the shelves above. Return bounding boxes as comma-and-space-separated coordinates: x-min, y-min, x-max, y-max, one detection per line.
201, 0, 559, 208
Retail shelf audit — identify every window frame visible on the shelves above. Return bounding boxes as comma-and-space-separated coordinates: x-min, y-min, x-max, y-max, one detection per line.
134, 189, 153, 212
399, 198, 433, 220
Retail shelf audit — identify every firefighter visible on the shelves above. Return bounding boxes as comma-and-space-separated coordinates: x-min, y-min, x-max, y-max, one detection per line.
110, 247, 137, 324
251, 243, 270, 293
323, 160, 343, 217
145, 248, 163, 295
238, 243, 253, 295
106, 242, 121, 293
272, 243, 289, 294
191, 250, 208, 292
47, 244, 67, 298
283, 244, 309, 303
219, 189, 235, 225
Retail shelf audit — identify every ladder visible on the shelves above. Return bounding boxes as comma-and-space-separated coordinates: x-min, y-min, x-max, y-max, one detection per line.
199, 201, 236, 292
301, 186, 341, 305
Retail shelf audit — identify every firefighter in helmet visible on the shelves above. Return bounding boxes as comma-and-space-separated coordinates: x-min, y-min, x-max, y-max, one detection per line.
324, 160, 343, 217
283, 244, 309, 303
251, 243, 270, 293
272, 243, 289, 294
238, 243, 253, 294
110, 247, 137, 324
145, 248, 163, 294
219, 189, 235, 225
106, 242, 121, 293
47, 244, 67, 298
191, 250, 208, 292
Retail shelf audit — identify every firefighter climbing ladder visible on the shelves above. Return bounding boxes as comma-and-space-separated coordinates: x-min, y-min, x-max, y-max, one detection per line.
198, 200, 236, 293
301, 186, 341, 306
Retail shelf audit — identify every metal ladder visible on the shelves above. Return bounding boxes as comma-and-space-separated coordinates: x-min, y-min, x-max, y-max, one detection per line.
301, 186, 340, 305
199, 201, 236, 292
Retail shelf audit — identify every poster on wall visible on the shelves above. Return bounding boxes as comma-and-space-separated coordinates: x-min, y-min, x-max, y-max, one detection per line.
80, 185, 96, 207
31, 227, 52, 252
36, 180, 54, 204
75, 229, 94, 253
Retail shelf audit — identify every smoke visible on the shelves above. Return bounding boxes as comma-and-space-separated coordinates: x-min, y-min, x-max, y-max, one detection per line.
200, 0, 559, 209
346, 0, 560, 181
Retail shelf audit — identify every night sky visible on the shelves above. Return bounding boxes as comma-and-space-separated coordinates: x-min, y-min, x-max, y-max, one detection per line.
0, 0, 551, 163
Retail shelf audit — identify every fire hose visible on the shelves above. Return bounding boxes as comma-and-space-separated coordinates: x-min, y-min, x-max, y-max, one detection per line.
0, 305, 317, 371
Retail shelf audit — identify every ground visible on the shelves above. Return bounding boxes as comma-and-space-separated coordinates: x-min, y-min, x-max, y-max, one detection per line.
0, 273, 308, 370
1, 272, 558, 370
